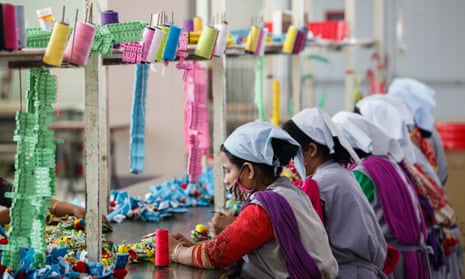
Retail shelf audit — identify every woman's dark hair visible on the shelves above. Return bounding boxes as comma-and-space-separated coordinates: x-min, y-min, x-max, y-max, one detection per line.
0, 178, 13, 208
353, 148, 370, 159
282, 119, 353, 164
220, 138, 298, 178
418, 127, 432, 138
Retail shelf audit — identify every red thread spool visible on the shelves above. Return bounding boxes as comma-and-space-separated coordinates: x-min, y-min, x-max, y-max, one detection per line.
64, 22, 96, 66
2, 4, 18, 50
155, 229, 169, 268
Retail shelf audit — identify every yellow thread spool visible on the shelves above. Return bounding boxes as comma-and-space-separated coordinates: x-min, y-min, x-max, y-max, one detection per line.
282, 25, 298, 53
271, 79, 280, 126
245, 25, 260, 53
193, 17, 203, 32
43, 22, 70, 66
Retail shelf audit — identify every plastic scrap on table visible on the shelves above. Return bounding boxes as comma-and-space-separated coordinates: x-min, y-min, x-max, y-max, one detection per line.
107, 168, 215, 223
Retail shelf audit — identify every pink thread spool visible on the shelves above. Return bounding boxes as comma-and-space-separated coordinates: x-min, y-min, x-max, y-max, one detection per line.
2, 4, 18, 50
155, 229, 169, 268
64, 22, 96, 66
141, 26, 155, 63
254, 26, 266, 56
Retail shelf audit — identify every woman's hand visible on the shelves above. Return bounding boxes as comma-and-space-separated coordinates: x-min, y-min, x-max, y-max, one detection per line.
208, 210, 236, 236
172, 232, 194, 247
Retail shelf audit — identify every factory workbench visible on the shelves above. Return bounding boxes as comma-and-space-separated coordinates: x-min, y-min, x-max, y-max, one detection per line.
105, 206, 227, 278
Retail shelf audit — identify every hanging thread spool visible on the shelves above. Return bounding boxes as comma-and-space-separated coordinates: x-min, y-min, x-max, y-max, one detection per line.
140, 26, 155, 63
155, 25, 170, 62
214, 21, 229, 57
155, 229, 169, 268
36, 7, 55, 30
64, 22, 96, 66
183, 19, 194, 32
282, 25, 298, 53
15, 5, 26, 49
100, 10, 119, 25
292, 29, 306, 54
245, 25, 260, 54
146, 27, 165, 63
193, 17, 202, 32
43, 7, 70, 66
0, 4, 5, 50
194, 25, 218, 59
254, 25, 267, 56
2, 4, 18, 51
163, 24, 182, 61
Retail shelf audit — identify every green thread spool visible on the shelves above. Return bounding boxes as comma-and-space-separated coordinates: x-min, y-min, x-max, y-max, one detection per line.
194, 25, 218, 59
155, 25, 170, 62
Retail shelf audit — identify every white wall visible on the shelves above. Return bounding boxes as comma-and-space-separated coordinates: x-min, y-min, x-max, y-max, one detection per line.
7, 0, 193, 183
107, 0, 192, 181
10, 0, 85, 110
387, 0, 465, 121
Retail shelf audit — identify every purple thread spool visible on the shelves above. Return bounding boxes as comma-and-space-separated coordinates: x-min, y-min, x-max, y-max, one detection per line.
100, 10, 119, 47
183, 19, 194, 32
15, 5, 26, 49
2, 4, 18, 51
100, 10, 119, 25
141, 26, 155, 62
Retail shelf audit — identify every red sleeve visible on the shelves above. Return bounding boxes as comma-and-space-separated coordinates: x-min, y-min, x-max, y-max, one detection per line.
294, 177, 325, 223
192, 204, 274, 269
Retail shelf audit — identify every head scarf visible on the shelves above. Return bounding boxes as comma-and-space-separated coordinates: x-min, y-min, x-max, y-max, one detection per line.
356, 93, 415, 131
356, 98, 417, 164
291, 107, 361, 164
223, 121, 306, 180
332, 111, 404, 162
388, 78, 436, 132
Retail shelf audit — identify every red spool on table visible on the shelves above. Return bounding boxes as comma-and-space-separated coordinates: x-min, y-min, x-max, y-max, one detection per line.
155, 229, 169, 268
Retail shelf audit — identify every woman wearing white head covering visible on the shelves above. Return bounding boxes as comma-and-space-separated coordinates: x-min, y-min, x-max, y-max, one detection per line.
388, 78, 448, 185
169, 121, 338, 279
332, 111, 430, 279
356, 97, 460, 279
282, 107, 387, 279
388, 78, 462, 279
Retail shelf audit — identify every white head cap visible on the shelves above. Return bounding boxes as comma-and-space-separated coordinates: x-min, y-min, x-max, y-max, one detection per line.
356, 93, 415, 131
291, 107, 361, 164
356, 98, 417, 164
223, 121, 306, 179
388, 78, 436, 132
332, 111, 404, 162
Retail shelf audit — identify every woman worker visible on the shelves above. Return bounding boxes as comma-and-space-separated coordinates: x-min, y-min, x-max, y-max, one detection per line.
281, 107, 387, 278
332, 111, 430, 278
169, 121, 338, 279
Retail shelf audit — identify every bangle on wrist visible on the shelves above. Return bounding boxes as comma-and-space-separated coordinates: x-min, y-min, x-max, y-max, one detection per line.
172, 243, 184, 263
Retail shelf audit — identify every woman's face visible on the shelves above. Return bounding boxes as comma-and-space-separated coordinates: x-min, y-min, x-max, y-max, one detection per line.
220, 151, 241, 186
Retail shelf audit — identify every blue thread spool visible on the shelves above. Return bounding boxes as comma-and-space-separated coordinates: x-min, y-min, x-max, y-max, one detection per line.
163, 25, 182, 61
